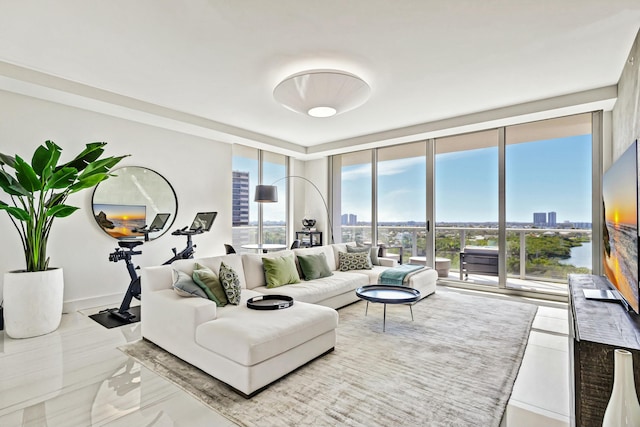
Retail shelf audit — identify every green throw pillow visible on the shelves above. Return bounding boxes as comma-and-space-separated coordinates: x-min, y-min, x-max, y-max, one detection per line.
192, 263, 228, 306
263, 254, 301, 288
350, 244, 379, 265
172, 269, 207, 298
338, 251, 372, 271
297, 252, 333, 280
219, 262, 242, 305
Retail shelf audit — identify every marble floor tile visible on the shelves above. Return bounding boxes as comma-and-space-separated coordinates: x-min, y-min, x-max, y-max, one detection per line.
0, 296, 570, 427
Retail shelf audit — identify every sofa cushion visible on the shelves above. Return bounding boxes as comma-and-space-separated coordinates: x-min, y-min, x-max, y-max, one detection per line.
263, 254, 301, 288
173, 254, 248, 289
172, 269, 207, 298
255, 271, 369, 304
196, 290, 338, 366
242, 250, 296, 290
293, 245, 337, 271
338, 251, 372, 271
353, 243, 380, 265
219, 262, 242, 305
351, 265, 391, 285
297, 252, 333, 280
331, 243, 356, 269
192, 263, 228, 306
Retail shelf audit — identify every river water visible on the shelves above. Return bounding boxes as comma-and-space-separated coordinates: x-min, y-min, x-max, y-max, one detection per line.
559, 241, 592, 269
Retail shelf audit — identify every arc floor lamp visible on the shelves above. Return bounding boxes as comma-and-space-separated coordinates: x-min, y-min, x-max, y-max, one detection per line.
254, 175, 334, 244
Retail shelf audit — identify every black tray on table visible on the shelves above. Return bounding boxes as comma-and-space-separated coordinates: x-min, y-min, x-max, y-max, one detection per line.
247, 295, 294, 310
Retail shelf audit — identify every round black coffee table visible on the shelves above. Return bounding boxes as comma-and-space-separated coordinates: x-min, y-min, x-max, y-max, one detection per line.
355, 285, 421, 332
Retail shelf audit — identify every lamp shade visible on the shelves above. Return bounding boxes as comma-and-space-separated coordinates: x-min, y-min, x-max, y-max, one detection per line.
254, 185, 278, 203
273, 70, 370, 117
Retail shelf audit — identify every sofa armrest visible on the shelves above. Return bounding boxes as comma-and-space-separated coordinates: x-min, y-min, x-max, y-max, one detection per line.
141, 264, 217, 342
378, 257, 398, 267
141, 264, 174, 293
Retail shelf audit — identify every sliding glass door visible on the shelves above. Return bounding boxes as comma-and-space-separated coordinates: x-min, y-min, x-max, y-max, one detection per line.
337, 150, 373, 244
377, 142, 427, 264
505, 114, 593, 293
434, 130, 499, 283
331, 112, 598, 297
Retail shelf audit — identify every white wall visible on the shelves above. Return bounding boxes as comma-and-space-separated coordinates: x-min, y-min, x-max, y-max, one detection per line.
0, 90, 232, 311
303, 158, 331, 244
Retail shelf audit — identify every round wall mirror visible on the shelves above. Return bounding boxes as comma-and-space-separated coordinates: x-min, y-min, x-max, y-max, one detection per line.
92, 166, 178, 240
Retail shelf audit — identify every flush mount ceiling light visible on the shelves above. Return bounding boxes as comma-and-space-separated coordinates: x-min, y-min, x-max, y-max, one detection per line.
273, 70, 371, 118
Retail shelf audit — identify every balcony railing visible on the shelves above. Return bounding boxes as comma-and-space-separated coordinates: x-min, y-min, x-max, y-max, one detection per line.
342, 225, 592, 285
231, 224, 591, 290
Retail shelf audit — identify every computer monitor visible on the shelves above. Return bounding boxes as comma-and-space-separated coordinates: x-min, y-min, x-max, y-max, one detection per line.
190, 212, 217, 232
148, 213, 171, 231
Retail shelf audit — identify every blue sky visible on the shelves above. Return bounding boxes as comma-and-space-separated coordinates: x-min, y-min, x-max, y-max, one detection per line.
235, 134, 592, 225
342, 134, 592, 224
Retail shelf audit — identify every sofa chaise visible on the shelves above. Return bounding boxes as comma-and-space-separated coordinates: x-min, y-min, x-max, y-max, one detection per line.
140, 242, 438, 396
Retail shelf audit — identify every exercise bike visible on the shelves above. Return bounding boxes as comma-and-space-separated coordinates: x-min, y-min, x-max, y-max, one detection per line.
103, 212, 217, 324
101, 213, 172, 323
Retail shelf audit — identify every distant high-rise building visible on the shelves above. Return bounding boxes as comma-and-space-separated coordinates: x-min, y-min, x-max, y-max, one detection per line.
547, 211, 557, 227
341, 213, 357, 225
533, 212, 547, 227
232, 171, 250, 226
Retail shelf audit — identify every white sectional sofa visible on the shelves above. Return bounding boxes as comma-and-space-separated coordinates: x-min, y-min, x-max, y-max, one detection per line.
140, 243, 438, 396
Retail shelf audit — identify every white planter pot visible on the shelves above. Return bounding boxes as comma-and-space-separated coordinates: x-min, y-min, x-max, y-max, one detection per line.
3, 268, 64, 339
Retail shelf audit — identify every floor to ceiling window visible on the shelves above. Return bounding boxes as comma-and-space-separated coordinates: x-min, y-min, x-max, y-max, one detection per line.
505, 114, 593, 293
262, 152, 287, 245
335, 150, 372, 244
331, 112, 598, 298
435, 130, 499, 282
232, 145, 259, 249
377, 142, 427, 263
232, 145, 288, 250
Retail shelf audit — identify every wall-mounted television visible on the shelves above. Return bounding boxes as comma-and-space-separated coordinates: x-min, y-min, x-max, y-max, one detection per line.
93, 203, 147, 240
600, 140, 639, 313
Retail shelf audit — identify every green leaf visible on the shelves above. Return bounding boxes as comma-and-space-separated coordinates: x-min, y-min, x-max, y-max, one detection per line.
59, 142, 107, 172
69, 172, 109, 192
32, 140, 61, 177
0, 204, 30, 221
0, 152, 16, 168
78, 155, 128, 180
13, 155, 41, 192
0, 170, 29, 196
46, 204, 79, 218
44, 167, 78, 190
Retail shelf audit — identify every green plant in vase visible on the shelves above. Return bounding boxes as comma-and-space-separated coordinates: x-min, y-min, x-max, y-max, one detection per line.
0, 140, 127, 338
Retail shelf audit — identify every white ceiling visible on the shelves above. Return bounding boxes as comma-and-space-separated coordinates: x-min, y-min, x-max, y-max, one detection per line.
0, 1, 638, 158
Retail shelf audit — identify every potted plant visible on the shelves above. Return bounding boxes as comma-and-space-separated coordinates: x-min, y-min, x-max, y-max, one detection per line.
0, 140, 126, 338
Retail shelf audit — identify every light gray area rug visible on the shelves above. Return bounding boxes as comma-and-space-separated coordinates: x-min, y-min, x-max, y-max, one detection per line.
121, 291, 537, 427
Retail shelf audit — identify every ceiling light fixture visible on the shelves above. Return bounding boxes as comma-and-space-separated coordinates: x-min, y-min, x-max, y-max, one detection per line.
273, 70, 371, 118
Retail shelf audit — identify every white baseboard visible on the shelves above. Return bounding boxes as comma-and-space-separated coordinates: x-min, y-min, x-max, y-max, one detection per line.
63, 292, 123, 313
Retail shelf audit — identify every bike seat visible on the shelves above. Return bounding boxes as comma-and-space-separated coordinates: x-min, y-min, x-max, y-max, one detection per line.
118, 240, 144, 249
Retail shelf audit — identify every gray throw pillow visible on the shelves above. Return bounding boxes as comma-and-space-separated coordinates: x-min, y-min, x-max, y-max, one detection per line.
338, 251, 372, 271
297, 252, 333, 280
172, 269, 207, 298
350, 244, 379, 265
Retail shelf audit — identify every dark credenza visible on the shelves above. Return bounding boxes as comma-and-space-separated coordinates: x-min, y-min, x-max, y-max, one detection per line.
568, 274, 640, 427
